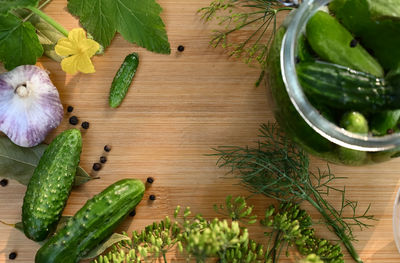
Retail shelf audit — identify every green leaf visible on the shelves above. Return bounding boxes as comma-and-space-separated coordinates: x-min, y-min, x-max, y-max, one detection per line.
14, 216, 72, 245
0, 0, 39, 15
0, 13, 43, 70
82, 233, 131, 260
0, 136, 92, 186
67, 0, 170, 54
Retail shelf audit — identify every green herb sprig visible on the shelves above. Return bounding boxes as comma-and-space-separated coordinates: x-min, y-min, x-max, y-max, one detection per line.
213, 123, 375, 263
93, 195, 343, 263
198, 0, 293, 86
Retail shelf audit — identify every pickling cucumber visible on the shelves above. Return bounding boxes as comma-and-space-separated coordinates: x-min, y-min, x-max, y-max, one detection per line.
338, 112, 368, 165
296, 61, 398, 112
22, 129, 82, 242
306, 10, 384, 77
35, 179, 145, 263
109, 52, 139, 108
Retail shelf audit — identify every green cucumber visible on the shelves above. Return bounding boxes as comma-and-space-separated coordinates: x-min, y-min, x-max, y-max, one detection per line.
296, 61, 398, 112
370, 110, 400, 135
330, 0, 400, 70
306, 11, 384, 77
338, 112, 368, 165
109, 52, 139, 108
22, 129, 82, 242
35, 179, 145, 263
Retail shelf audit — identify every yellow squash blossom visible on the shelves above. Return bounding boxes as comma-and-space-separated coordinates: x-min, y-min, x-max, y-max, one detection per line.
55, 28, 100, 74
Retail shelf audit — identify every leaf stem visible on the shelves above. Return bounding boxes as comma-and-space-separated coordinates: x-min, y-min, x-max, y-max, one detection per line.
23, 0, 53, 22
162, 253, 168, 263
27, 6, 68, 37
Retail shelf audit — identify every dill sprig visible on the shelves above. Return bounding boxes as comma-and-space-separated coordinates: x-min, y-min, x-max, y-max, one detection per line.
213, 123, 375, 263
198, 0, 293, 86
93, 196, 343, 263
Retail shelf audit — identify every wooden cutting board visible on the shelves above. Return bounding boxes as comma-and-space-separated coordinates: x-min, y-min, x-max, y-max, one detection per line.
1, 1, 400, 262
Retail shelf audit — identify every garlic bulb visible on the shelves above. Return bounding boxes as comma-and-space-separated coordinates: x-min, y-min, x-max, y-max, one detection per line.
0, 65, 63, 147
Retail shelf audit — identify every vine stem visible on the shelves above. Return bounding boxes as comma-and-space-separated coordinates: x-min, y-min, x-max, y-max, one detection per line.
162, 253, 167, 263
27, 6, 69, 37
23, 0, 52, 22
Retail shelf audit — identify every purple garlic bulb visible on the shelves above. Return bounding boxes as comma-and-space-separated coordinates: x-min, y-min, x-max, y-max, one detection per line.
0, 65, 63, 147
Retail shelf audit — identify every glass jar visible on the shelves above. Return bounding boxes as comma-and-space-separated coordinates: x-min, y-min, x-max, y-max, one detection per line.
267, 0, 400, 165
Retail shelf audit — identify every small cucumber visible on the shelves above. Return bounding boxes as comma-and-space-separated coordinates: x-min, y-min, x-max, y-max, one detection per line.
22, 129, 82, 241
306, 11, 383, 77
35, 179, 145, 263
109, 52, 139, 108
370, 110, 400, 136
296, 61, 399, 112
338, 112, 368, 165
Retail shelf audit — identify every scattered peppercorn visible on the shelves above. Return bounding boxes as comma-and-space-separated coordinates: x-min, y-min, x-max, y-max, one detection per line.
387, 128, 394, 134
9, 252, 17, 260
0, 179, 8, 187
81, 121, 90, 129
146, 177, 154, 184
295, 56, 300, 64
92, 163, 102, 171
100, 156, 107, 164
69, 116, 79, 125
350, 39, 358, 48
177, 45, 185, 52
104, 145, 112, 152
149, 194, 156, 201
67, 106, 74, 113
129, 209, 136, 217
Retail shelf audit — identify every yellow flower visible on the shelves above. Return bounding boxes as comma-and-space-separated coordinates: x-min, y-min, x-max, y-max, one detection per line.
55, 28, 100, 74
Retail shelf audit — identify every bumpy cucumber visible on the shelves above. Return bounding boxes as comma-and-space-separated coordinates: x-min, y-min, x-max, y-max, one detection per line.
35, 179, 145, 263
22, 129, 82, 242
109, 52, 139, 108
306, 11, 383, 77
296, 61, 400, 112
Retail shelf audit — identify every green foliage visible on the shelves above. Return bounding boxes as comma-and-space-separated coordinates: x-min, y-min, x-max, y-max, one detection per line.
199, 0, 293, 86
0, 0, 38, 15
213, 123, 375, 263
93, 196, 343, 263
67, 0, 171, 54
0, 136, 92, 186
0, 13, 43, 70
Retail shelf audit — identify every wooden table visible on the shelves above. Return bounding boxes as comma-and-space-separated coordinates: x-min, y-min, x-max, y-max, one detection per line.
1, 1, 400, 262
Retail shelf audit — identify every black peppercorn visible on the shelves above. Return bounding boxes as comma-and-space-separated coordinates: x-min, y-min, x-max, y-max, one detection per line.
149, 194, 156, 201
350, 39, 358, 48
387, 128, 394, 134
104, 145, 112, 152
9, 252, 17, 260
295, 56, 300, 64
67, 106, 74, 113
69, 116, 79, 125
177, 45, 185, 52
146, 177, 154, 184
129, 209, 136, 217
81, 121, 90, 129
100, 156, 107, 164
0, 179, 8, 187
92, 163, 102, 171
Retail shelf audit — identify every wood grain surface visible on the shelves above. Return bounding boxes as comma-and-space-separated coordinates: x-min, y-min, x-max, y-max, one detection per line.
1, 1, 400, 262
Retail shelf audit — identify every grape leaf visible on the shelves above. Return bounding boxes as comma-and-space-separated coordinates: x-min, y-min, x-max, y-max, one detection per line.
0, 136, 92, 186
67, 0, 170, 54
0, 0, 39, 15
0, 13, 43, 70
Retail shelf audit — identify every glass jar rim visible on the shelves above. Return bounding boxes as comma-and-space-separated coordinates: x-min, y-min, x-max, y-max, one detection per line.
281, 0, 400, 151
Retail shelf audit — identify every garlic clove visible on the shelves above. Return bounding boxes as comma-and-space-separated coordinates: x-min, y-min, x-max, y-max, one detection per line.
0, 65, 63, 147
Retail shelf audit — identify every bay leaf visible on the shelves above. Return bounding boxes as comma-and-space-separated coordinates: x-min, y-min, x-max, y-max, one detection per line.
0, 136, 92, 186
14, 216, 72, 245
82, 233, 131, 260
